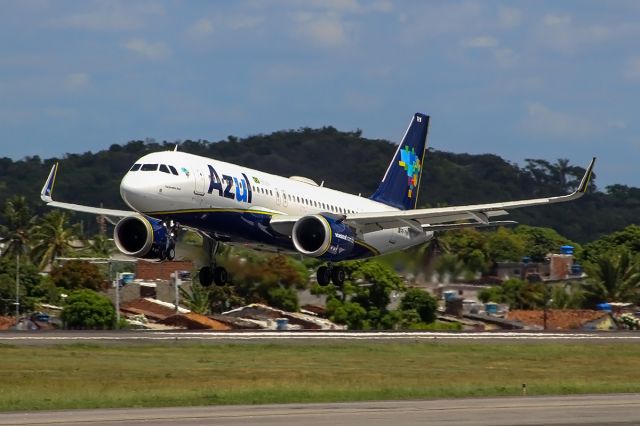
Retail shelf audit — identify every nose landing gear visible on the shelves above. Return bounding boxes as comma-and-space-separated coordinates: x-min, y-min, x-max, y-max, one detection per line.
316, 264, 345, 286
159, 219, 178, 261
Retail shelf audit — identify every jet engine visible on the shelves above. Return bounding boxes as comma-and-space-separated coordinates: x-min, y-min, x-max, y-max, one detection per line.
114, 215, 171, 260
291, 214, 355, 261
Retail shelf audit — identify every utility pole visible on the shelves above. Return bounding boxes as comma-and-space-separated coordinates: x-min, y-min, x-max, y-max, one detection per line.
15, 252, 20, 318
173, 271, 181, 314
115, 270, 120, 329
543, 283, 549, 330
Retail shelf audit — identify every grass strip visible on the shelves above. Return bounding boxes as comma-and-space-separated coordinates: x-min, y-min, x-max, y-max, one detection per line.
2, 341, 640, 411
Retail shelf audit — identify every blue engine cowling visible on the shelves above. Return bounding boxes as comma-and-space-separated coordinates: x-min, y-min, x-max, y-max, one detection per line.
114, 215, 169, 260
291, 214, 355, 261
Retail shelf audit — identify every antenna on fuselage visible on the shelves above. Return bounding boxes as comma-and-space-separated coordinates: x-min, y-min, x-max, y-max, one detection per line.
173, 145, 179, 151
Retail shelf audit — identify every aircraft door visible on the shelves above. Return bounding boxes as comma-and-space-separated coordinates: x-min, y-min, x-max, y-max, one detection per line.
194, 169, 206, 196
275, 189, 281, 206
282, 189, 288, 207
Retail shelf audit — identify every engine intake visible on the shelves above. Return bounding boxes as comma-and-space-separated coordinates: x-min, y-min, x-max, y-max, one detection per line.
114, 215, 169, 260
292, 214, 355, 261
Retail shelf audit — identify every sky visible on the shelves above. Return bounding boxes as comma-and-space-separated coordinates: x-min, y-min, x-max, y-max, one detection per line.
1, 0, 639, 187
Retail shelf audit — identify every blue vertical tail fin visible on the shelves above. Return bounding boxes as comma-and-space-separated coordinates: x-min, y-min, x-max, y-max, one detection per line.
370, 113, 430, 210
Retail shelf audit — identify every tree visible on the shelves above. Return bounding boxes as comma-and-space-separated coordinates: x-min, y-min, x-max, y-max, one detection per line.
581, 225, 640, 263
434, 254, 468, 282
486, 227, 526, 262
582, 251, 640, 307
226, 252, 306, 310
31, 210, 80, 270
514, 225, 579, 262
50, 260, 106, 291
549, 282, 584, 309
180, 281, 211, 315
441, 229, 489, 273
84, 234, 115, 258
0, 196, 37, 260
478, 278, 545, 310
0, 256, 42, 315
400, 288, 438, 324
313, 260, 404, 330
61, 289, 116, 329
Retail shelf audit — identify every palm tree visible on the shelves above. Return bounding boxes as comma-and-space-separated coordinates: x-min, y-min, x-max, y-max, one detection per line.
31, 210, 80, 270
582, 251, 640, 307
409, 233, 451, 279
85, 234, 115, 258
180, 282, 211, 315
0, 196, 37, 260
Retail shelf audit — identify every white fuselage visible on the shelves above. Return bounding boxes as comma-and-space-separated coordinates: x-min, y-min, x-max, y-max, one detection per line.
120, 150, 431, 259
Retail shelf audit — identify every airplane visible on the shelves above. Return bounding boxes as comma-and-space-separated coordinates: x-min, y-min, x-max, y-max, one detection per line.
41, 113, 595, 287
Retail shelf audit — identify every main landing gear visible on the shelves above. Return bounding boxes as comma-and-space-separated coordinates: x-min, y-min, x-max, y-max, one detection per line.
199, 237, 228, 287
316, 264, 345, 287
159, 219, 178, 261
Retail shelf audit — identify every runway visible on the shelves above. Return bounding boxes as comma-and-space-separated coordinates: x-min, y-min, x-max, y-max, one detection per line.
2, 330, 640, 345
2, 395, 639, 425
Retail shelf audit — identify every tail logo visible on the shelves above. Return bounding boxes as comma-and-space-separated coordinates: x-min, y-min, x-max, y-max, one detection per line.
398, 146, 421, 198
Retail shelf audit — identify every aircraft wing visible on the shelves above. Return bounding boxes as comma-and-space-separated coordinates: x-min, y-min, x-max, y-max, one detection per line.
41, 163, 133, 218
269, 157, 595, 236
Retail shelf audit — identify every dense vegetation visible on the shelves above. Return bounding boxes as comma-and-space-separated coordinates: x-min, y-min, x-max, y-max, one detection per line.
0, 127, 638, 242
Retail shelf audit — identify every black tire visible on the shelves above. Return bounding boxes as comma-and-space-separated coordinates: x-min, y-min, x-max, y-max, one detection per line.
167, 246, 176, 261
199, 266, 213, 287
331, 266, 345, 286
317, 266, 331, 286
213, 266, 228, 286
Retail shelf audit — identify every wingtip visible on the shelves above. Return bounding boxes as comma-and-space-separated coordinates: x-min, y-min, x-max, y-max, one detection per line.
40, 163, 58, 202
577, 157, 596, 193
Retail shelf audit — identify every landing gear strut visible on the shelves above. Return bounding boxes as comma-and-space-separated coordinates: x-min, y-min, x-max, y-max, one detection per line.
316, 264, 345, 286
160, 219, 178, 261
199, 237, 228, 287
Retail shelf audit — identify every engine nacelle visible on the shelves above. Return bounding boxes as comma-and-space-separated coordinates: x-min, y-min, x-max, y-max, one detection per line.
114, 215, 169, 260
291, 214, 355, 261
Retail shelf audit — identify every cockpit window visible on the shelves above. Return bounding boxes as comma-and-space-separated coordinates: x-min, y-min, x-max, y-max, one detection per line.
130, 164, 141, 172
168, 165, 179, 175
159, 164, 171, 174
141, 164, 158, 171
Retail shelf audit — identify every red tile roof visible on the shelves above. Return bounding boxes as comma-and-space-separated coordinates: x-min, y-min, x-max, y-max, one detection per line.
506, 309, 608, 330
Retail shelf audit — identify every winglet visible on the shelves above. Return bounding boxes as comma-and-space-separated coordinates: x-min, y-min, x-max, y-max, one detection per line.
576, 157, 596, 194
40, 163, 58, 203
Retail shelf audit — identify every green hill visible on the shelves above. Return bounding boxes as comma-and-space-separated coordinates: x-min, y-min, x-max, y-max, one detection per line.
0, 127, 636, 242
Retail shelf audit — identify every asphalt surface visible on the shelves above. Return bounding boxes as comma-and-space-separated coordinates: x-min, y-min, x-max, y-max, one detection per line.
2, 395, 639, 425
2, 330, 640, 346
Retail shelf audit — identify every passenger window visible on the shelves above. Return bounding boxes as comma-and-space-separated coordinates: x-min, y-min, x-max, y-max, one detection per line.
168, 165, 179, 175
159, 164, 170, 174
141, 164, 158, 171
130, 164, 141, 172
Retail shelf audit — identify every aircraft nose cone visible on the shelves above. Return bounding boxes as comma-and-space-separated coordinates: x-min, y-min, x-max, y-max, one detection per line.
120, 174, 149, 209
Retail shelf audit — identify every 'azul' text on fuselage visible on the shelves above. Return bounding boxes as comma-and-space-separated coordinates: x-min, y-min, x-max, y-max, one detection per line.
207, 165, 253, 203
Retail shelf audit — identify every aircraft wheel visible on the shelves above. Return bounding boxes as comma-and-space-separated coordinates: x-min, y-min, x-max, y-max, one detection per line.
331, 266, 346, 286
317, 266, 331, 286
166, 246, 176, 261
199, 266, 213, 287
213, 266, 228, 286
